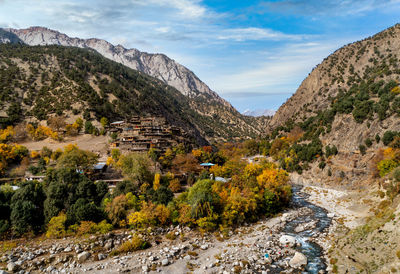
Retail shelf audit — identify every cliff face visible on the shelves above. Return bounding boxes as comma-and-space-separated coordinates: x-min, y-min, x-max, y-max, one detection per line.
0, 26, 263, 141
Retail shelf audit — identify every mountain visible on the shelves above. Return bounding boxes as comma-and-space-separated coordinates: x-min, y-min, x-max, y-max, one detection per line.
0, 27, 263, 141
0, 44, 218, 145
269, 24, 400, 185
242, 109, 276, 117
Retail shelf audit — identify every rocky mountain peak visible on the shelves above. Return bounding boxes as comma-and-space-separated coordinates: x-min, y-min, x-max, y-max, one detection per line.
3, 26, 228, 104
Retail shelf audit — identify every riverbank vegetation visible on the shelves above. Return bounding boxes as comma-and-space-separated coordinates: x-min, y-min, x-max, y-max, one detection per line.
0, 142, 291, 239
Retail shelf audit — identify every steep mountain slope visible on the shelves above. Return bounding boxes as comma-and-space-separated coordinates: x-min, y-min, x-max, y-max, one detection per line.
0, 27, 263, 141
0, 44, 213, 145
251, 23, 400, 196
269, 24, 400, 169
271, 24, 400, 135
266, 25, 400, 273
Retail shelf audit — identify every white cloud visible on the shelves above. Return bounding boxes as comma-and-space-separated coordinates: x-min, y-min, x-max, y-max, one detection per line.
131, 0, 206, 19
217, 27, 307, 41
211, 39, 349, 95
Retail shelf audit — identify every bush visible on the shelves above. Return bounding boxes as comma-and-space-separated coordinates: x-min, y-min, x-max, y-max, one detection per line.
115, 235, 151, 254
383, 131, 399, 146
359, 144, 366, 155
393, 168, 400, 182
76, 220, 113, 236
377, 159, 399, 177
365, 138, 373, 147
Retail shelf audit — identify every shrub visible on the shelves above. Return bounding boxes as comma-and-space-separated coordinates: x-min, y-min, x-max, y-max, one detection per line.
77, 221, 97, 235
166, 231, 177, 240
383, 131, 399, 146
393, 168, 400, 182
365, 138, 373, 147
359, 144, 366, 155
116, 235, 151, 254
377, 159, 399, 177
169, 178, 182, 193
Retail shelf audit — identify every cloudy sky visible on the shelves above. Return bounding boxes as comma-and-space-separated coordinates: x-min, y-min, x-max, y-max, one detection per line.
1, 0, 400, 112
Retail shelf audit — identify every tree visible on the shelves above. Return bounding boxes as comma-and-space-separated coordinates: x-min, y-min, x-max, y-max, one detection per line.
84, 121, 95, 134
100, 117, 109, 128
171, 154, 202, 174
47, 116, 66, 132
74, 118, 84, 132
186, 179, 220, 218
67, 198, 104, 225
117, 153, 153, 185
105, 193, 138, 226
46, 212, 67, 238
56, 145, 98, 170
10, 181, 45, 235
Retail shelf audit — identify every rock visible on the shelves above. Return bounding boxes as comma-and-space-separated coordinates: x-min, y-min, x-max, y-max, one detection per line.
161, 259, 169, 266
64, 246, 72, 252
7, 262, 18, 272
142, 265, 149, 272
327, 213, 335, 218
98, 253, 107, 261
104, 240, 113, 250
200, 244, 208, 250
279, 235, 296, 247
184, 255, 191, 260
281, 213, 289, 222
77, 251, 91, 263
0, 270, 8, 274
289, 252, 307, 268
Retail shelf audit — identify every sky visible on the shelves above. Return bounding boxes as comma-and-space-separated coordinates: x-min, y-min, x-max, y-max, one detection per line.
1, 0, 400, 112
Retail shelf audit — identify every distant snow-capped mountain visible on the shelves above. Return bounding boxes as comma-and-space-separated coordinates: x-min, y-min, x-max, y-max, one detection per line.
242, 109, 276, 117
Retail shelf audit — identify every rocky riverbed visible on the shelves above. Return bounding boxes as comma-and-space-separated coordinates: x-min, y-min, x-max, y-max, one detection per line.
1, 185, 345, 274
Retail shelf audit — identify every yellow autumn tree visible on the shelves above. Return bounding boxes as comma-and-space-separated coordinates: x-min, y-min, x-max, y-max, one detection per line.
153, 173, 161, 190
0, 126, 15, 143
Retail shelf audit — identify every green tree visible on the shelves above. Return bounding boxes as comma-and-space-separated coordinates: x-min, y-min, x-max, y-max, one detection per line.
10, 182, 45, 235
56, 146, 98, 170
100, 117, 109, 128
186, 179, 220, 218
117, 153, 153, 185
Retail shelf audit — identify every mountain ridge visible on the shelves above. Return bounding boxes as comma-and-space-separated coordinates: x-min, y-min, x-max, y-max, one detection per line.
0, 26, 264, 141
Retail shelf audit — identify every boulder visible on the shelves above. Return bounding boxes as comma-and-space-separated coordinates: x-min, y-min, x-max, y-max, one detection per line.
0, 270, 9, 274
281, 213, 290, 222
77, 251, 91, 263
289, 252, 307, 268
327, 213, 335, 218
279, 235, 296, 247
161, 259, 169, 266
7, 262, 18, 272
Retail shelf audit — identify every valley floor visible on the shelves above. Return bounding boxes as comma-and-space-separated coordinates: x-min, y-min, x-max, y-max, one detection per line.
2, 178, 399, 274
